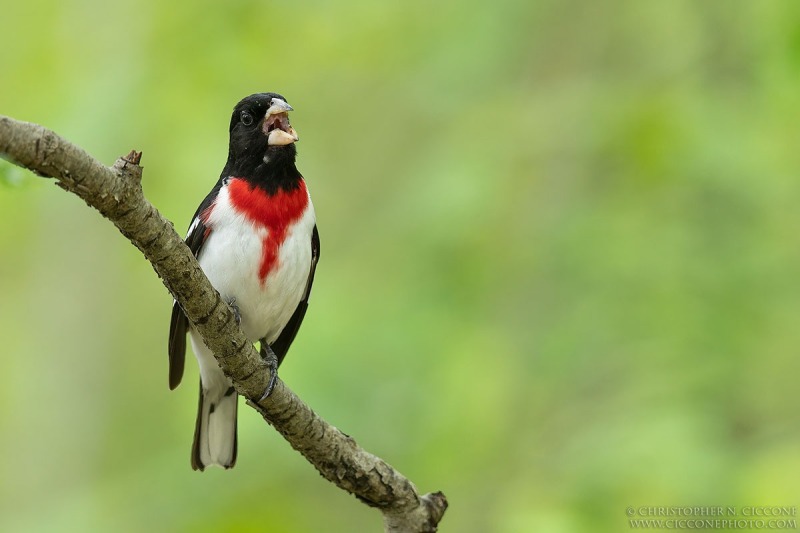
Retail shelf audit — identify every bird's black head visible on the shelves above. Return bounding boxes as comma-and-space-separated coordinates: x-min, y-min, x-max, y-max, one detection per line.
222, 92, 300, 188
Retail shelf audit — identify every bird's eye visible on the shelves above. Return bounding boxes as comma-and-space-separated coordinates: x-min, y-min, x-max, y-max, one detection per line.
241, 111, 254, 126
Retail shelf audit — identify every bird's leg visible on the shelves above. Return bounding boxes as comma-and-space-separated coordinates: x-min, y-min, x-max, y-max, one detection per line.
227, 297, 242, 325
258, 339, 279, 401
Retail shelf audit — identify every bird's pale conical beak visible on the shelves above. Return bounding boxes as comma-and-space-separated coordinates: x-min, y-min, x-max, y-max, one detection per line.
263, 98, 299, 146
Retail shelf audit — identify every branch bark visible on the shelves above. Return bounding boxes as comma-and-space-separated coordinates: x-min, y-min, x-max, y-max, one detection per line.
0, 115, 447, 532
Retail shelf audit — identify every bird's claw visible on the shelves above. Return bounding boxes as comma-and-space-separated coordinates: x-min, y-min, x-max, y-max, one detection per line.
258, 342, 279, 402
228, 298, 242, 325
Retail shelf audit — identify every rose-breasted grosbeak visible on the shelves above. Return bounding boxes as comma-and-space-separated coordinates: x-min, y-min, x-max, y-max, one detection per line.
168, 93, 319, 471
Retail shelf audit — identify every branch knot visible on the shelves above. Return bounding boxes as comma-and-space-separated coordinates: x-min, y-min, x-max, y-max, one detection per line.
113, 149, 143, 182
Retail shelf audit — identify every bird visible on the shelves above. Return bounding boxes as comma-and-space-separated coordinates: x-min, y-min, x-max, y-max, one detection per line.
167, 93, 320, 471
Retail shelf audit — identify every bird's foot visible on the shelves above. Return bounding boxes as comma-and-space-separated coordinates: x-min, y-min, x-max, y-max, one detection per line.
258, 341, 279, 401
227, 298, 242, 325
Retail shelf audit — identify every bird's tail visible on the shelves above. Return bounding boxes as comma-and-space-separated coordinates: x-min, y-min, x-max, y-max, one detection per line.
189, 332, 238, 471
192, 379, 238, 470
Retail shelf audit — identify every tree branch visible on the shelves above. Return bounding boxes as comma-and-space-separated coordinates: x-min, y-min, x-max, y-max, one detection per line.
0, 115, 447, 532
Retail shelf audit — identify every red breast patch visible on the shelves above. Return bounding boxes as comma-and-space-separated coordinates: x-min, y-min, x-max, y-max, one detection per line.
227, 178, 309, 283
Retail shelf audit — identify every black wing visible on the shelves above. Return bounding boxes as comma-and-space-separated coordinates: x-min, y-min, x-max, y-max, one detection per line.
167, 182, 223, 390
270, 224, 320, 366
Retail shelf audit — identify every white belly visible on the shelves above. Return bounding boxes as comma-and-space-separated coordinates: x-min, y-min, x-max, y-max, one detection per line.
196, 185, 316, 343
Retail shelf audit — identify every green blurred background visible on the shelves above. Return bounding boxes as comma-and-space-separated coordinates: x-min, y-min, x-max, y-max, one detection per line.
2, 1, 800, 531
